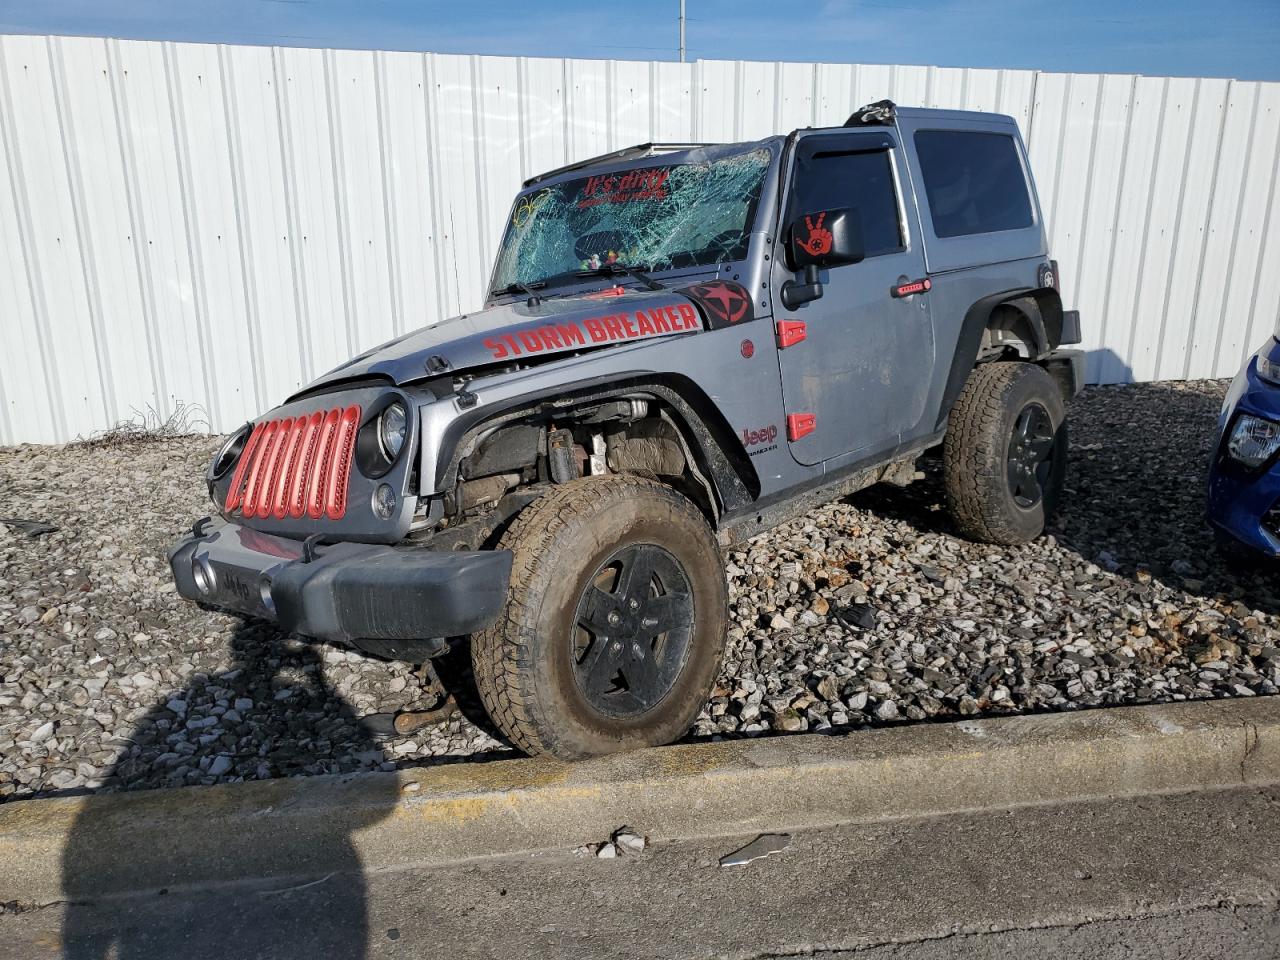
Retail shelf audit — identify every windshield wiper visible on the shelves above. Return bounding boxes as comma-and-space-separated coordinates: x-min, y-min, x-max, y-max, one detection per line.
493, 279, 546, 305
535, 263, 666, 292
586, 262, 666, 291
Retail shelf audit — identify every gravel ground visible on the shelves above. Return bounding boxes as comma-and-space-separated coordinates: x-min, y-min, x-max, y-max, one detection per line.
1, 379, 1277, 801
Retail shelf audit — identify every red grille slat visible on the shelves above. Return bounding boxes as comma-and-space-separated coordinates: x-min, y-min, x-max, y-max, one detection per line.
271, 417, 308, 519
226, 404, 363, 523
239, 420, 281, 518
224, 422, 267, 513
325, 406, 361, 520
306, 409, 341, 519
253, 416, 295, 518
288, 412, 325, 518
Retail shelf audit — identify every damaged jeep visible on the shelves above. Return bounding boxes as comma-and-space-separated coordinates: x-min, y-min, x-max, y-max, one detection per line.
171, 101, 1083, 759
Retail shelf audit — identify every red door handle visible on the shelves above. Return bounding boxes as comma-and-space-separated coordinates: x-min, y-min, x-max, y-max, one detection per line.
891, 277, 932, 298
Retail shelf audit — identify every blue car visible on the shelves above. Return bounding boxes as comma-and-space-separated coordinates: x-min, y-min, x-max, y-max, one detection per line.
1208, 335, 1280, 558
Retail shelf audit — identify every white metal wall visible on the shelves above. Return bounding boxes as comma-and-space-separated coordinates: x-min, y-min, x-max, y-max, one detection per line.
1, 36, 1278, 444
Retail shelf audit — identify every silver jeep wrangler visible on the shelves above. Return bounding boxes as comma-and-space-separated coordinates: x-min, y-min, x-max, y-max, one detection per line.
171, 100, 1083, 759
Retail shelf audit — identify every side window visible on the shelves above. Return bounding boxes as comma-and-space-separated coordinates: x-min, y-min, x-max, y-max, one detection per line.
789, 148, 904, 259
913, 130, 1034, 239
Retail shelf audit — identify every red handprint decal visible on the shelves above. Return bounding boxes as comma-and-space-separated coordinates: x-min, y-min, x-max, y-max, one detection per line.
796, 212, 833, 258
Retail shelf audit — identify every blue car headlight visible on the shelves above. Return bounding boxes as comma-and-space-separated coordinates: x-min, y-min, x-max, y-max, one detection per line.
1228, 414, 1280, 469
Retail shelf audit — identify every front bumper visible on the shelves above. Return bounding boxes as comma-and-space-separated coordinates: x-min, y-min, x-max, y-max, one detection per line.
1207, 345, 1280, 557
169, 519, 512, 660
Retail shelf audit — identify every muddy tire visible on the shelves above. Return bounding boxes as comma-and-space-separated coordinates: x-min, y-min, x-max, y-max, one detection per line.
471, 476, 727, 759
943, 361, 1067, 545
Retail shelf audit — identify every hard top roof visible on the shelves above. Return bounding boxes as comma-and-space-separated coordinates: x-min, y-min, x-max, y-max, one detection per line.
519, 102, 1017, 190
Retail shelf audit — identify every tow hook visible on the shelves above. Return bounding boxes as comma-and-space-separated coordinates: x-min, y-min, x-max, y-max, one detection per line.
301, 533, 328, 564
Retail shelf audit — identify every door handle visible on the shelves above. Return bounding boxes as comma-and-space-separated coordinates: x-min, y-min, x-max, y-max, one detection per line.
891, 276, 932, 298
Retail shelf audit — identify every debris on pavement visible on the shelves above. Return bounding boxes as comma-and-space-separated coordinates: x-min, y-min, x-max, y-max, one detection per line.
392, 701, 460, 735
0, 517, 58, 537
574, 826, 649, 859
836, 601, 878, 631
718, 833, 791, 867
614, 830, 647, 854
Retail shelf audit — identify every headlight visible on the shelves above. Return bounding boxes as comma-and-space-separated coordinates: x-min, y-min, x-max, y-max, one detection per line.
378, 403, 407, 461
1258, 352, 1280, 386
210, 424, 252, 480
1227, 414, 1280, 469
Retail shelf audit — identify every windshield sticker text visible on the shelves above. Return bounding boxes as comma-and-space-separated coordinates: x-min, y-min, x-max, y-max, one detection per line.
483, 304, 700, 360
512, 189, 551, 228
578, 168, 671, 209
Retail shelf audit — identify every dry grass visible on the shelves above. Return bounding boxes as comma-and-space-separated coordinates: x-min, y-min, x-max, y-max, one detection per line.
70, 401, 211, 450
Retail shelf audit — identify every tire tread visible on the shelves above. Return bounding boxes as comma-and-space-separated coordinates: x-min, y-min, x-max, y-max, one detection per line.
471, 475, 723, 757
942, 361, 1065, 546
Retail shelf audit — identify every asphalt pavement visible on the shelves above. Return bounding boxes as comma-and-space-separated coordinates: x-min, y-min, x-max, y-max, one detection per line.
5, 784, 1278, 959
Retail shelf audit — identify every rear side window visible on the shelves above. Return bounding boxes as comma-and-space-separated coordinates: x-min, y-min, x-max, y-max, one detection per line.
914, 131, 1034, 239
789, 149, 904, 259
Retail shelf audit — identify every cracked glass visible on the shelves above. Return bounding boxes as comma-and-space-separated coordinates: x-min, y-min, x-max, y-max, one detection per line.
491, 147, 772, 291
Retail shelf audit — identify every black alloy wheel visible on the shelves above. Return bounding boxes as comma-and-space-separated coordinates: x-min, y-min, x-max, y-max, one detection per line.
571, 543, 695, 718
1006, 402, 1057, 509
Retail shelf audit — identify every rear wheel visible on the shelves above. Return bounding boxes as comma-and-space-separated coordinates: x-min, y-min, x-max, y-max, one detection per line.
943, 361, 1067, 545
471, 476, 727, 759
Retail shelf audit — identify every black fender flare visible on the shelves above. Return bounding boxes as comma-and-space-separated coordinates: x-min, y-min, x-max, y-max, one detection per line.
433, 374, 759, 516
933, 287, 1060, 432
997, 296, 1050, 356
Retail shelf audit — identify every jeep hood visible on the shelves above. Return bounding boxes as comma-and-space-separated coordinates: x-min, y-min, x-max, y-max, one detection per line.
299, 282, 746, 393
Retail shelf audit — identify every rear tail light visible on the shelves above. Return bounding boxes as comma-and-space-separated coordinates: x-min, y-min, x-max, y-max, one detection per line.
224, 405, 362, 521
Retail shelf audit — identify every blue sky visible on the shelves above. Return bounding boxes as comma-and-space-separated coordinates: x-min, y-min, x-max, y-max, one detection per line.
1, 0, 1277, 81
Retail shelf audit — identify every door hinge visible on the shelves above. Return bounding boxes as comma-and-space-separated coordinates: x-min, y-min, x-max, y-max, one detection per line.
775, 319, 807, 348
786, 412, 817, 441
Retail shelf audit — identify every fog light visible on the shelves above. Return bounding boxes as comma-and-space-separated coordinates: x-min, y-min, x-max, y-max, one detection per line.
1228, 414, 1280, 469
192, 555, 216, 595
373, 483, 397, 519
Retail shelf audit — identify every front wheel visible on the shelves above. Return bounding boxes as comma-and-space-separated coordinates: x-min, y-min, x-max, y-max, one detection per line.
471, 476, 728, 759
943, 361, 1068, 545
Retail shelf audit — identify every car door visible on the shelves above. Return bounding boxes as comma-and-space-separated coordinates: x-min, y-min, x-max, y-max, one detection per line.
771, 130, 935, 467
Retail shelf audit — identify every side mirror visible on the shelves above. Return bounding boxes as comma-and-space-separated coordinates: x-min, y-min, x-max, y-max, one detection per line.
788, 207, 865, 270
781, 208, 866, 309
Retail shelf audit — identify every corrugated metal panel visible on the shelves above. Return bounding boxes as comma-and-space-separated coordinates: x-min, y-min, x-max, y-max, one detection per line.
1, 36, 1278, 443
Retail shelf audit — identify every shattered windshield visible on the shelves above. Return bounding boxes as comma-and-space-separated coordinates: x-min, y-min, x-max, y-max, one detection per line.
491, 147, 772, 292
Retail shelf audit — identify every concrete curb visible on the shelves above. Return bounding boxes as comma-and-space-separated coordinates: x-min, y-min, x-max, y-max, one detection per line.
2, 698, 1276, 903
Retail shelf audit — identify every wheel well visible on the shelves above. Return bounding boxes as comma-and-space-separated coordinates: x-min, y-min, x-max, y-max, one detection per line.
425, 380, 757, 548
979, 289, 1063, 361
934, 286, 1063, 433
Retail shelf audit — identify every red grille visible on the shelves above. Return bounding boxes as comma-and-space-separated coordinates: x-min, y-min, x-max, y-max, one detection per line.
224, 405, 361, 521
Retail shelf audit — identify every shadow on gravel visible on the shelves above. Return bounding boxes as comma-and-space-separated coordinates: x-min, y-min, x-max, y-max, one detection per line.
849, 380, 1280, 616
429, 641, 509, 745
59, 620, 398, 959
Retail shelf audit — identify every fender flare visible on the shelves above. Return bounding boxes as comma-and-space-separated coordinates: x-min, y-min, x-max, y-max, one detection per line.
431, 374, 759, 516
996, 296, 1050, 357
933, 288, 1046, 432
